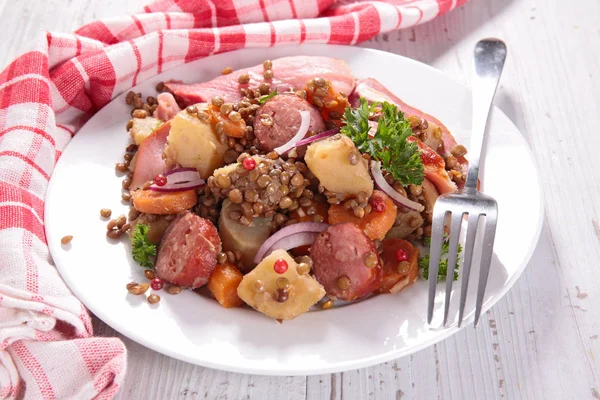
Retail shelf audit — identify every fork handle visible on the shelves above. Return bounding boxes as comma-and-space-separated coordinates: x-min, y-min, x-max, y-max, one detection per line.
464, 39, 507, 192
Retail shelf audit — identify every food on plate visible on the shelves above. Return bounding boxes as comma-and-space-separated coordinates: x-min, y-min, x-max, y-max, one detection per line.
165, 56, 355, 105
304, 135, 373, 199
130, 122, 171, 189
219, 199, 272, 271
164, 105, 228, 179
378, 239, 419, 294
117, 55, 470, 319
155, 212, 221, 289
253, 94, 325, 154
132, 189, 198, 215
236, 249, 326, 320
327, 190, 397, 240
310, 223, 382, 301
208, 262, 244, 308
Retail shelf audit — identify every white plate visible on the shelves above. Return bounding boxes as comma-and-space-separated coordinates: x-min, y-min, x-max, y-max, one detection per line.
45, 45, 543, 375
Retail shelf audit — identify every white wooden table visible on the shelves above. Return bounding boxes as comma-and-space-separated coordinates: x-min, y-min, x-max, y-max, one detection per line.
2, 1, 598, 399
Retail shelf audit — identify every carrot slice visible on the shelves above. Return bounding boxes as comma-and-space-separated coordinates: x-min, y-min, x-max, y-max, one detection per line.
378, 239, 419, 294
207, 104, 246, 138
131, 189, 197, 215
327, 190, 397, 241
207, 263, 244, 308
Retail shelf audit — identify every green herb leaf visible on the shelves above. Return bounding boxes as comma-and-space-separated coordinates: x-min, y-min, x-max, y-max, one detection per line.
341, 98, 424, 186
258, 88, 278, 104
419, 236, 462, 282
131, 224, 156, 268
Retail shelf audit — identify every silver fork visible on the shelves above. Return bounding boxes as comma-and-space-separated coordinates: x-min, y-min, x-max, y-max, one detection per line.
427, 39, 507, 328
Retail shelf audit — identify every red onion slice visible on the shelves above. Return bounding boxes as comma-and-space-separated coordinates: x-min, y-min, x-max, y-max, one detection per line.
258, 232, 321, 262
294, 127, 340, 147
254, 222, 329, 264
273, 110, 311, 155
149, 168, 205, 192
370, 161, 424, 212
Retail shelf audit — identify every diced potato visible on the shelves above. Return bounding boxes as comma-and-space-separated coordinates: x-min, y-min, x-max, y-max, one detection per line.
219, 200, 272, 272
237, 249, 326, 320
305, 135, 373, 197
129, 116, 160, 145
164, 104, 228, 179
208, 263, 244, 308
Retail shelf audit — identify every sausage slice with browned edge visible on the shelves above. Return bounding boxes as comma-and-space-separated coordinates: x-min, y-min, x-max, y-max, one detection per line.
155, 212, 222, 289
253, 94, 325, 154
310, 222, 382, 301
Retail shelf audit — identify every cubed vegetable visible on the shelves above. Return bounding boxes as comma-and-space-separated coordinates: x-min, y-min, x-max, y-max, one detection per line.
237, 249, 326, 320
164, 104, 228, 179
305, 135, 373, 197
208, 263, 244, 308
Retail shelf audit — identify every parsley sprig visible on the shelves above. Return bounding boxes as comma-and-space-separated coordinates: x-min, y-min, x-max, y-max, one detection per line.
341, 98, 424, 186
132, 224, 156, 268
419, 237, 462, 282
258, 88, 278, 104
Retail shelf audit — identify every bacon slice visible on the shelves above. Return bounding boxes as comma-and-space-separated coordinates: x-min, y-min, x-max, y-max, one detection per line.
130, 122, 171, 190
165, 56, 355, 106
350, 78, 468, 175
154, 92, 181, 121
407, 136, 457, 194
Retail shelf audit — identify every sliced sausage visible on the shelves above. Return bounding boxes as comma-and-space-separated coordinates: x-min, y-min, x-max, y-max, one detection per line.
155, 211, 221, 289
310, 222, 382, 301
253, 94, 325, 154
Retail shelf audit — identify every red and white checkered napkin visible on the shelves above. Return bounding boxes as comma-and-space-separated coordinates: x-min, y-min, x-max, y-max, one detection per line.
0, 0, 466, 398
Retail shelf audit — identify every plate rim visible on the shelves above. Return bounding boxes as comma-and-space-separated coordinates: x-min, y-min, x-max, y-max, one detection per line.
45, 43, 545, 376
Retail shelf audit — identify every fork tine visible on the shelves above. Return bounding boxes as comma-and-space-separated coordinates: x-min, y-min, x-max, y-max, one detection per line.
427, 210, 447, 324
442, 211, 464, 327
473, 207, 498, 327
457, 213, 480, 327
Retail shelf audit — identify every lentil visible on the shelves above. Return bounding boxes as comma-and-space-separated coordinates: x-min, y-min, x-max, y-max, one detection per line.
364, 252, 378, 268
121, 192, 132, 202
297, 262, 311, 275
276, 277, 290, 290
155, 82, 165, 92
100, 208, 112, 218
128, 282, 149, 295
409, 185, 423, 196
238, 73, 250, 84
219, 103, 233, 115
322, 299, 334, 310
313, 215, 325, 223
126, 119, 134, 131
445, 155, 458, 169
167, 285, 183, 295
144, 270, 156, 280
337, 275, 350, 290
61, 235, 73, 245
126, 143, 138, 153
211, 97, 224, 107
397, 261, 410, 274
116, 163, 128, 173
122, 178, 131, 190
258, 82, 270, 95
121, 223, 131, 233
132, 109, 147, 119
263, 69, 273, 80
451, 144, 467, 157
147, 294, 161, 304
228, 188, 243, 203
221, 67, 233, 75
274, 288, 289, 303
353, 207, 365, 218
217, 252, 228, 264
263, 60, 273, 70
229, 111, 242, 122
